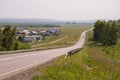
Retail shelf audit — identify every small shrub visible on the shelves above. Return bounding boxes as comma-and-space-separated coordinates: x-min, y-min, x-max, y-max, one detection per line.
14, 41, 30, 50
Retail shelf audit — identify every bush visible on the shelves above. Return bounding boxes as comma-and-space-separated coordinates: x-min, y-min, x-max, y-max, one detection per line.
14, 41, 30, 50
0, 46, 6, 51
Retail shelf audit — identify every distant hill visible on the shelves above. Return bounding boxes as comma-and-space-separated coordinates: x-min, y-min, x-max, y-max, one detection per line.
0, 18, 64, 24
0, 18, 96, 24
66, 20, 96, 23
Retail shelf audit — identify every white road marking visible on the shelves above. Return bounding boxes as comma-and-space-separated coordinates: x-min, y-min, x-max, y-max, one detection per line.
0, 57, 15, 61
0, 58, 50, 79
0, 53, 41, 61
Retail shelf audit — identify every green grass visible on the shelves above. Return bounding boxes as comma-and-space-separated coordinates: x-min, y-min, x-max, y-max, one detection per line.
30, 35, 63, 45
31, 29, 120, 80
32, 26, 91, 48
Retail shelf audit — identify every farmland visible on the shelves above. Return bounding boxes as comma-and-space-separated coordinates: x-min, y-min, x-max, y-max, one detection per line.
30, 25, 92, 49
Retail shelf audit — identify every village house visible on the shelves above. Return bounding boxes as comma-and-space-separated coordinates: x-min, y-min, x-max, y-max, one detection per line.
23, 35, 43, 43
40, 29, 52, 36
22, 30, 30, 35
17, 28, 60, 43
30, 31, 38, 35
48, 28, 60, 35
23, 36, 36, 43
17, 29, 30, 37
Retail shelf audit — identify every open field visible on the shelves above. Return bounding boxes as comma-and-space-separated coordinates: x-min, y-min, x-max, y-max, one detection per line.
32, 30, 120, 80
30, 25, 92, 49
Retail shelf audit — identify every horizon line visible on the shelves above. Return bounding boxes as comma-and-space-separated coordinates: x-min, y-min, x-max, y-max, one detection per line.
0, 18, 119, 21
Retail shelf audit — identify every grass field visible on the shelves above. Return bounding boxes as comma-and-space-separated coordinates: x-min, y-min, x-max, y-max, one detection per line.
31, 30, 120, 80
30, 25, 91, 49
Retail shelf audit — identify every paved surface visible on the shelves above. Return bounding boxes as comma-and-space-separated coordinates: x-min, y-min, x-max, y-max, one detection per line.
0, 28, 93, 80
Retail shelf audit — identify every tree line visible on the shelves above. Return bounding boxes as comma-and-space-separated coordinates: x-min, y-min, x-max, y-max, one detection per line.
0, 25, 30, 51
0, 23, 61, 28
93, 20, 120, 46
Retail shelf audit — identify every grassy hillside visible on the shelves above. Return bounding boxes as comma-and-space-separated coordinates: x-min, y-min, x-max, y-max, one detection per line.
32, 31, 120, 80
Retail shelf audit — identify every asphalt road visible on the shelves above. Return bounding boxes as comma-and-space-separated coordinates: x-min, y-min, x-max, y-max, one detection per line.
0, 28, 93, 80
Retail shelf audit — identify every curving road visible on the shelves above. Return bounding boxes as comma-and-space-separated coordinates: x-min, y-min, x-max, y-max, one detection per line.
0, 28, 93, 80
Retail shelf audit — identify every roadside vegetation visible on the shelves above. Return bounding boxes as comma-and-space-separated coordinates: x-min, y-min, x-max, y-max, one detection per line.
94, 20, 120, 46
0, 25, 30, 51
32, 25, 120, 80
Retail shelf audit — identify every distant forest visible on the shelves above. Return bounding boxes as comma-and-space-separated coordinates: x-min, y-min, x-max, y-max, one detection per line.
0, 18, 94, 28
0, 23, 61, 28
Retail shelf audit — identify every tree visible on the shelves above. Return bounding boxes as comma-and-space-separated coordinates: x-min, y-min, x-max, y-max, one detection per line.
93, 20, 107, 42
12, 27, 17, 39
93, 20, 119, 46
110, 21, 119, 45
2, 25, 16, 50
0, 25, 30, 51
117, 20, 120, 38
0, 29, 2, 47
